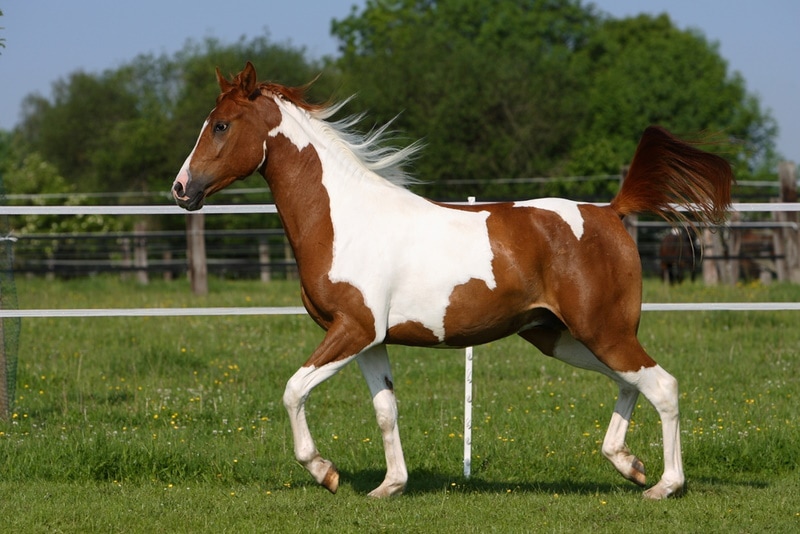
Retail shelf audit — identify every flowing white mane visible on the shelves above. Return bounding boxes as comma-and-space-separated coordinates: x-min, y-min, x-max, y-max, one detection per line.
307, 98, 425, 188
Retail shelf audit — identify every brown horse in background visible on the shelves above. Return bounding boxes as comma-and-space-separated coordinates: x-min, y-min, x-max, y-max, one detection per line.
660, 228, 700, 284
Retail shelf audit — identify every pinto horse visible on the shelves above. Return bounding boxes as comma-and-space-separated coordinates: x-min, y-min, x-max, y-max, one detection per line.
171, 62, 733, 499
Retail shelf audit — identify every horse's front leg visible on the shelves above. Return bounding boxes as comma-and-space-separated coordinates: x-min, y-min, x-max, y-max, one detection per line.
283, 323, 371, 494
357, 345, 407, 497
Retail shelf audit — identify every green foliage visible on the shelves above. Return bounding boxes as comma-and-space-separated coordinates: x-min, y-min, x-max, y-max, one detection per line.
0, 136, 123, 239
13, 36, 334, 201
0, 9, 5, 53
332, 2, 777, 199
0, 277, 798, 531
333, 0, 600, 199
569, 14, 779, 183
3, 1, 782, 210
17, 70, 141, 194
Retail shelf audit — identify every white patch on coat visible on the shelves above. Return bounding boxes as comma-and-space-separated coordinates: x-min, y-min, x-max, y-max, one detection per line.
269, 104, 311, 150
514, 198, 585, 240
270, 99, 496, 342
257, 140, 267, 170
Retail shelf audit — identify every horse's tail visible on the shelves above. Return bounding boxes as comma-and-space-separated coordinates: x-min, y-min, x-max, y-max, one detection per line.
609, 126, 734, 226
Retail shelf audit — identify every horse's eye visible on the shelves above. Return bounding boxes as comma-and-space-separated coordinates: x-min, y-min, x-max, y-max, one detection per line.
213, 122, 229, 134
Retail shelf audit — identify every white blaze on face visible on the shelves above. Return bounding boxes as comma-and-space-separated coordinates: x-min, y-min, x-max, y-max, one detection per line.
173, 119, 209, 198
513, 198, 585, 240
269, 100, 496, 342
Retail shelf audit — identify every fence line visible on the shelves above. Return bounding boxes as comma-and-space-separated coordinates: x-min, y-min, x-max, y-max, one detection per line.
0, 205, 278, 216
2, 201, 799, 318
0, 307, 308, 318
1, 202, 800, 217
1, 301, 799, 319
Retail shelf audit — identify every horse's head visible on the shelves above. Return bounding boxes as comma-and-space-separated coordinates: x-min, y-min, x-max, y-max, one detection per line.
171, 62, 277, 210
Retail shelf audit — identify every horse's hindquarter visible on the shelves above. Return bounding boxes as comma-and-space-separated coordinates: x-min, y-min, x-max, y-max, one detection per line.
438, 201, 643, 347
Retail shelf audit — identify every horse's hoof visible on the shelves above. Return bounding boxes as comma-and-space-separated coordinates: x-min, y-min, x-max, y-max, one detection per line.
321, 463, 340, 494
628, 457, 647, 487
367, 481, 406, 498
643, 479, 684, 500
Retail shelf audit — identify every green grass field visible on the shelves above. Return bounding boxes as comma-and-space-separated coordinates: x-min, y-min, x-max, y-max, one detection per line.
1, 276, 798, 532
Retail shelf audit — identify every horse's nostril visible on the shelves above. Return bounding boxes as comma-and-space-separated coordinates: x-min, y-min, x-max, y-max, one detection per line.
173, 182, 184, 196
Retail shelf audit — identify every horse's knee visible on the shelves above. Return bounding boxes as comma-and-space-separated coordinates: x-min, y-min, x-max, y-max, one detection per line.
636, 366, 679, 418
372, 388, 398, 431
283, 378, 303, 410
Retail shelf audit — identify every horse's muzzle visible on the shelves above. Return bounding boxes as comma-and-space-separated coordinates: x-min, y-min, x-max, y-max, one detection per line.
172, 167, 206, 211
172, 180, 204, 211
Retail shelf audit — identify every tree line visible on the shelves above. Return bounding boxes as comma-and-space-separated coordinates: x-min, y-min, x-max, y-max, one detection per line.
0, 0, 781, 235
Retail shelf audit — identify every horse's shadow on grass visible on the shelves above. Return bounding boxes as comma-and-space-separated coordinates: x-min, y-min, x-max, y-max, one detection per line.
342, 469, 771, 497
342, 468, 634, 497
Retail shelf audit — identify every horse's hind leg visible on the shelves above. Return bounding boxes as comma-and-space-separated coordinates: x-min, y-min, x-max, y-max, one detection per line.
617, 362, 684, 499
357, 345, 408, 497
601, 384, 646, 486
590, 337, 684, 499
520, 328, 684, 499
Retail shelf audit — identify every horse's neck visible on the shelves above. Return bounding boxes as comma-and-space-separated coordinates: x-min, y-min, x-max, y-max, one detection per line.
263, 101, 412, 259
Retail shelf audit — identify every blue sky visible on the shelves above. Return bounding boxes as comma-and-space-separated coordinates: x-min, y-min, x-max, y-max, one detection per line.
1, 1, 797, 164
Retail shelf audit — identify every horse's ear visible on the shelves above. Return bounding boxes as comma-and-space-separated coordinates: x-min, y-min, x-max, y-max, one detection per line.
238, 61, 258, 95
216, 67, 233, 92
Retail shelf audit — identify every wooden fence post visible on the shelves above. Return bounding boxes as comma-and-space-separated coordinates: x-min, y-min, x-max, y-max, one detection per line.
186, 213, 208, 295
259, 238, 271, 282
284, 237, 297, 280
134, 220, 149, 285
777, 161, 799, 282
702, 228, 720, 285
727, 211, 741, 285
120, 237, 131, 281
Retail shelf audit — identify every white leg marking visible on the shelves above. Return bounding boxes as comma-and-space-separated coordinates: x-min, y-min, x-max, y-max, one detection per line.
619, 365, 684, 499
550, 335, 645, 482
357, 345, 408, 497
550, 333, 683, 497
601, 386, 646, 486
283, 356, 355, 491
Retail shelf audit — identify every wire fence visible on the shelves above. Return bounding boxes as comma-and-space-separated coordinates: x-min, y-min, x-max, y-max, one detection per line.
1, 202, 799, 318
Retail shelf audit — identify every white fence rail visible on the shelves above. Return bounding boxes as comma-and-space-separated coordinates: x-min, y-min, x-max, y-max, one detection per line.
3, 301, 800, 319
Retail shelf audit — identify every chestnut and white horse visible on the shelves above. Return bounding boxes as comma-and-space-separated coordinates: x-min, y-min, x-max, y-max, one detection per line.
172, 62, 733, 499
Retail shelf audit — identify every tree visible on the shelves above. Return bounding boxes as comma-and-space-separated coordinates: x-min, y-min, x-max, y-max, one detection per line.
17, 70, 140, 193
332, 2, 778, 201
332, 0, 600, 200
0, 133, 123, 238
0, 9, 6, 54
566, 13, 778, 193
